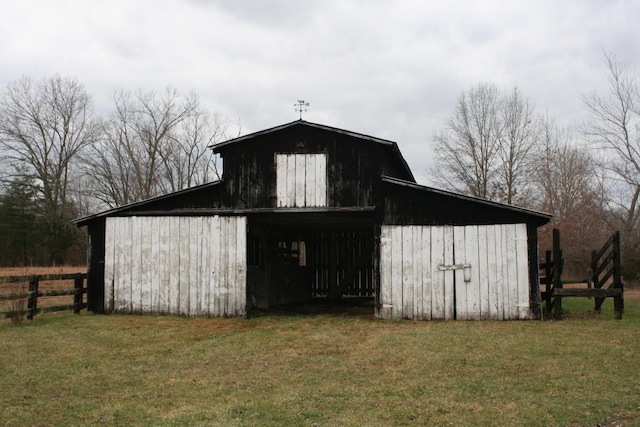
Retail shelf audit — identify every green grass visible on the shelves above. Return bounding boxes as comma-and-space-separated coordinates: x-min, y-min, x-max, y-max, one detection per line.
1, 296, 639, 426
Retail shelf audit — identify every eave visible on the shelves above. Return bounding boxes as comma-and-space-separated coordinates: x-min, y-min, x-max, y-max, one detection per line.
381, 175, 552, 224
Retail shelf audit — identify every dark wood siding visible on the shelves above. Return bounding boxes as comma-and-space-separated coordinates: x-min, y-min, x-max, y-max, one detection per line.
216, 123, 406, 209
86, 218, 105, 313
382, 180, 548, 227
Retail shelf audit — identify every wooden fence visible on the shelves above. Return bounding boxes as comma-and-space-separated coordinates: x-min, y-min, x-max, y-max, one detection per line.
540, 230, 624, 319
0, 273, 87, 320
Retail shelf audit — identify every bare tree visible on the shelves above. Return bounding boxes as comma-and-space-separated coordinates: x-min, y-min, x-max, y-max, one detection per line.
533, 116, 605, 275
0, 75, 100, 263
582, 52, 640, 278
496, 86, 538, 205
431, 83, 538, 205
431, 83, 502, 199
160, 110, 226, 193
85, 87, 226, 208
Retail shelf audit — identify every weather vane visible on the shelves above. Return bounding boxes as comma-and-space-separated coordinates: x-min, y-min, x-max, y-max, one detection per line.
294, 100, 309, 120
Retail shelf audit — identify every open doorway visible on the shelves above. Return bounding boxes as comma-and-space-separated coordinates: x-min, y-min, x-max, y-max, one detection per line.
246, 214, 375, 315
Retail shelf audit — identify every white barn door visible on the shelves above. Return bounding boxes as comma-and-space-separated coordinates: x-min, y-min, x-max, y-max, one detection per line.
104, 216, 247, 317
379, 224, 531, 320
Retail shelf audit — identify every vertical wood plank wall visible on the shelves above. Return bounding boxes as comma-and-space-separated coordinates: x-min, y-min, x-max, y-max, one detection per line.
379, 224, 531, 320
276, 153, 327, 207
104, 216, 247, 317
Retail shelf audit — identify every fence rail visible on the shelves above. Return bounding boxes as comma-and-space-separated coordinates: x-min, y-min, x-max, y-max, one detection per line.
539, 229, 623, 319
0, 273, 87, 320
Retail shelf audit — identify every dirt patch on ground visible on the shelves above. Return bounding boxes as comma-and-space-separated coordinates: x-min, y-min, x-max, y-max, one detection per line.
594, 410, 640, 427
112, 313, 259, 333
247, 297, 376, 318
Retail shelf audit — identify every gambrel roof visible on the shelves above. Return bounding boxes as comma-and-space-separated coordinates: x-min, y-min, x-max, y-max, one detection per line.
212, 120, 415, 182
74, 120, 550, 228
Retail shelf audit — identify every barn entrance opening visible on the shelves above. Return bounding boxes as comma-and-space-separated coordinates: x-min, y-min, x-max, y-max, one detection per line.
245, 212, 376, 316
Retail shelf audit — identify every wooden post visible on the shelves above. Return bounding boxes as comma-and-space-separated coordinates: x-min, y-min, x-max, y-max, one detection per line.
612, 231, 624, 319
544, 250, 552, 317
527, 223, 542, 320
27, 276, 38, 320
552, 229, 563, 320
373, 226, 381, 319
73, 276, 83, 314
591, 248, 604, 312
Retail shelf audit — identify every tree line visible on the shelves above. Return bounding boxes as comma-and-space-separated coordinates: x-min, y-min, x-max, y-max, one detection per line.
0, 78, 232, 266
1, 52, 638, 282
431, 53, 640, 281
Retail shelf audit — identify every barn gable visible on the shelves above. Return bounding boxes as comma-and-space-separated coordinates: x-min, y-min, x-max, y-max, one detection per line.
76, 120, 551, 320
211, 120, 414, 209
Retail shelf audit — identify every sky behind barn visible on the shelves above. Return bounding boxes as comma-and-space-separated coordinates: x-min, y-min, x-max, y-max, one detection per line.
1, 0, 639, 183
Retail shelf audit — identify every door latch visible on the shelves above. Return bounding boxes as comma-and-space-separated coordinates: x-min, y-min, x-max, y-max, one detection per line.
438, 263, 472, 282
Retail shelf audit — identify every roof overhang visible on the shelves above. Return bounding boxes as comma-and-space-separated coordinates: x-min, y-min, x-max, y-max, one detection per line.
72, 180, 223, 227
211, 120, 397, 151
381, 175, 552, 225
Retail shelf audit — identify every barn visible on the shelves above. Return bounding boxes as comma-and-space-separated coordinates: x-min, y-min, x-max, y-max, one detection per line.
75, 120, 551, 320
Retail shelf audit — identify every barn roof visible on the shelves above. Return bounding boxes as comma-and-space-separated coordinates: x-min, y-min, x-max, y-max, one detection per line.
381, 175, 552, 226
74, 121, 551, 228
212, 119, 415, 182
72, 180, 223, 226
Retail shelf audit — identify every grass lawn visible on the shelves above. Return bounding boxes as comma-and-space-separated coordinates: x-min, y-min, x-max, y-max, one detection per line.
1, 293, 639, 426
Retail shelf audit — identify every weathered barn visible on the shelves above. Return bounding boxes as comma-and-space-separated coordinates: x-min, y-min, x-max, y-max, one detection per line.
75, 120, 551, 320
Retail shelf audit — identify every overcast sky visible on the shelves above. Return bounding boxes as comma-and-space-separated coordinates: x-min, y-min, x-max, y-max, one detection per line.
1, 0, 639, 183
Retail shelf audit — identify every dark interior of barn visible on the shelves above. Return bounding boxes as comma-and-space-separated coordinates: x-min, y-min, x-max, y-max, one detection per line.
245, 212, 376, 316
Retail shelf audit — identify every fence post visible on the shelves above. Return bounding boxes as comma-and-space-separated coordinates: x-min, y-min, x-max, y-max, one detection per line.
552, 229, 563, 320
27, 276, 39, 320
544, 250, 552, 317
73, 276, 83, 314
592, 248, 605, 311
612, 231, 624, 319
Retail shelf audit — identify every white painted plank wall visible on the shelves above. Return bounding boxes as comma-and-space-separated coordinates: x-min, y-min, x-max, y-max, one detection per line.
104, 216, 247, 317
315, 154, 327, 207
275, 153, 327, 207
505, 224, 518, 319
104, 218, 115, 313
179, 217, 190, 315
465, 226, 482, 319
379, 224, 531, 320
454, 226, 468, 319
420, 227, 432, 320
168, 217, 180, 315
515, 224, 530, 319
430, 226, 446, 320
477, 227, 491, 319
116, 217, 131, 313
443, 226, 455, 320
379, 227, 393, 319
305, 155, 316, 208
